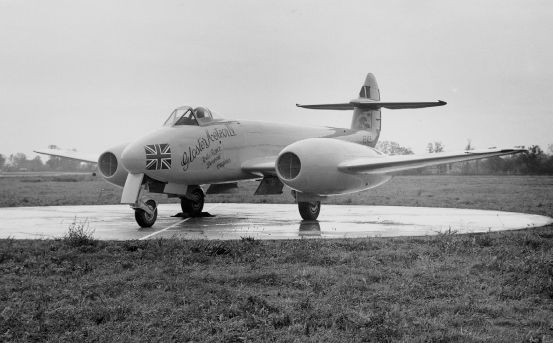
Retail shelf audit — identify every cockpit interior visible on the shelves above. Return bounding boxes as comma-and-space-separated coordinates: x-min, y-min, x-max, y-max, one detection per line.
164, 106, 219, 127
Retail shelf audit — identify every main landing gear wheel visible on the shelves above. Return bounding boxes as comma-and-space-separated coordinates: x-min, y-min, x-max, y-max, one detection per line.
134, 199, 157, 228
181, 187, 205, 216
298, 201, 321, 220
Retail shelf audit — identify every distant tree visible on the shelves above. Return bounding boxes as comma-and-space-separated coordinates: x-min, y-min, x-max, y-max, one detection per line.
520, 145, 545, 174
46, 156, 61, 170
8, 153, 28, 170
426, 142, 434, 154
483, 156, 505, 174
0, 154, 5, 170
60, 157, 80, 171
43, 145, 82, 171
493, 145, 547, 175
544, 144, 553, 173
46, 156, 80, 171
544, 154, 553, 174
425, 141, 445, 173
376, 141, 413, 155
28, 156, 45, 171
426, 141, 444, 154
80, 162, 96, 172
500, 154, 520, 174
461, 140, 474, 174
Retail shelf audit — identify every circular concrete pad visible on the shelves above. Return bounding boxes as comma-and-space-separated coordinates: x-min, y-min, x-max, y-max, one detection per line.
0, 203, 551, 240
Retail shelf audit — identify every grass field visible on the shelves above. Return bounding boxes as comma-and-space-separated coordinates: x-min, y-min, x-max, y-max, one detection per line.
1, 174, 552, 216
1, 175, 553, 342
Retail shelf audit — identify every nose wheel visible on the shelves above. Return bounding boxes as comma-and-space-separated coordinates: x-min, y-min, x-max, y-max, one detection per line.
180, 187, 205, 216
134, 199, 158, 228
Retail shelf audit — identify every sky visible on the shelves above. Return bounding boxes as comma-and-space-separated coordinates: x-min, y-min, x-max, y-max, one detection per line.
0, 0, 552, 158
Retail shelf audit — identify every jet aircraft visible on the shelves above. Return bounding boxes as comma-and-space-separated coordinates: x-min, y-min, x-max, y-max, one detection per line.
36, 73, 525, 227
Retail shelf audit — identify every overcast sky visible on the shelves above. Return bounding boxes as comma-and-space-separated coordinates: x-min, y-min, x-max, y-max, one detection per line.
1, 0, 552, 158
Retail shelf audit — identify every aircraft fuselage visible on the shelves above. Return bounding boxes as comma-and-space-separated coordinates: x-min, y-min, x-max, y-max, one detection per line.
120, 119, 375, 186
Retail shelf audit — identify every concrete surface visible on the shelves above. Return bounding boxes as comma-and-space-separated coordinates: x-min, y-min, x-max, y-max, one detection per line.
0, 203, 551, 240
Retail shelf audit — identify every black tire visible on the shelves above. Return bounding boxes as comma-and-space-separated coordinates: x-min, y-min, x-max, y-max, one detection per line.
134, 199, 157, 228
181, 188, 204, 216
298, 201, 321, 220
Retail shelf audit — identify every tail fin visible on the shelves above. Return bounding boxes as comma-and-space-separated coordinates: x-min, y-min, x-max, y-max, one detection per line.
351, 74, 381, 145
296, 73, 446, 147
358, 73, 380, 100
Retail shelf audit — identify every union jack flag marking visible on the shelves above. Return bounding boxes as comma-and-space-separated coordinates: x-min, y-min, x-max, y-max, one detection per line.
145, 144, 172, 170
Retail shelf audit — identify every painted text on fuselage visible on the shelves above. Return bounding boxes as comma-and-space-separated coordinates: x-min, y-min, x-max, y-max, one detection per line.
181, 125, 237, 171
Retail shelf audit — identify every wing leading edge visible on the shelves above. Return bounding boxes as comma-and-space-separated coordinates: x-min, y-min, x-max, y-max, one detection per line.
339, 148, 526, 175
34, 148, 99, 164
240, 148, 526, 177
241, 156, 277, 176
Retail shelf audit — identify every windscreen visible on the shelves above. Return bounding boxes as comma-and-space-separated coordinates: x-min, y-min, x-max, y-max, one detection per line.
163, 106, 218, 126
163, 107, 197, 126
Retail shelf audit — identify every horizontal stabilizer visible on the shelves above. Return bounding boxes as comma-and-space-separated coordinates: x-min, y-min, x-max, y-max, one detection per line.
297, 103, 355, 110
34, 148, 99, 164
297, 100, 446, 111
339, 148, 526, 174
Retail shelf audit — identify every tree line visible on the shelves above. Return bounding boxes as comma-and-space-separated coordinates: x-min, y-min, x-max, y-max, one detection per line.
376, 141, 553, 175
1, 142, 553, 174
0, 152, 94, 172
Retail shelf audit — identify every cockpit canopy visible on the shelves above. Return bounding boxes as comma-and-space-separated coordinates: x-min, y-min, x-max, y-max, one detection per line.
163, 106, 218, 127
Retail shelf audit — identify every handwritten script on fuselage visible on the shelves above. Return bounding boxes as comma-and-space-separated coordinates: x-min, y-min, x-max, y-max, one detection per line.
181, 125, 237, 171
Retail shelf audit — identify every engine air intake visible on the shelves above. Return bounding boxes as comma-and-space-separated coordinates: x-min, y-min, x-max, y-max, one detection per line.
99, 152, 118, 177
277, 152, 301, 180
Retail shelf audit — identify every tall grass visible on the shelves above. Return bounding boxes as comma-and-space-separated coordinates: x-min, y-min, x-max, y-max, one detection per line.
1, 227, 552, 342
64, 218, 96, 247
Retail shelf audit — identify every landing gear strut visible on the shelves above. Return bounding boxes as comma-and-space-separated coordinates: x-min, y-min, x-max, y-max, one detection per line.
298, 201, 321, 220
180, 187, 205, 216
134, 198, 158, 228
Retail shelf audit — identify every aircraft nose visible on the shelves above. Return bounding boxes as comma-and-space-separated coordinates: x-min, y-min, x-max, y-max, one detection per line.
121, 141, 144, 173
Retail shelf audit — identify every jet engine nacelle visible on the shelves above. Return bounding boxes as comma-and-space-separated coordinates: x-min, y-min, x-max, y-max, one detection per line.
97, 143, 129, 187
275, 138, 391, 195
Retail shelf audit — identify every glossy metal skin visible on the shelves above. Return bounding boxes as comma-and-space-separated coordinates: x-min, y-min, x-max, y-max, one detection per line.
35, 73, 523, 226
116, 117, 378, 191
275, 138, 391, 195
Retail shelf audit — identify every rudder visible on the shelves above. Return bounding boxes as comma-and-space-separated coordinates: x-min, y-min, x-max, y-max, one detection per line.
358, 73, 380, 100
351, 73, 381, 146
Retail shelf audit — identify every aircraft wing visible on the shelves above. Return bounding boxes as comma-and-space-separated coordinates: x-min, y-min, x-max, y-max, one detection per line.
241, 156, 277, 176
34, 148, 99, 164
296, 100, 446, 111
339, 148, 526, 174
